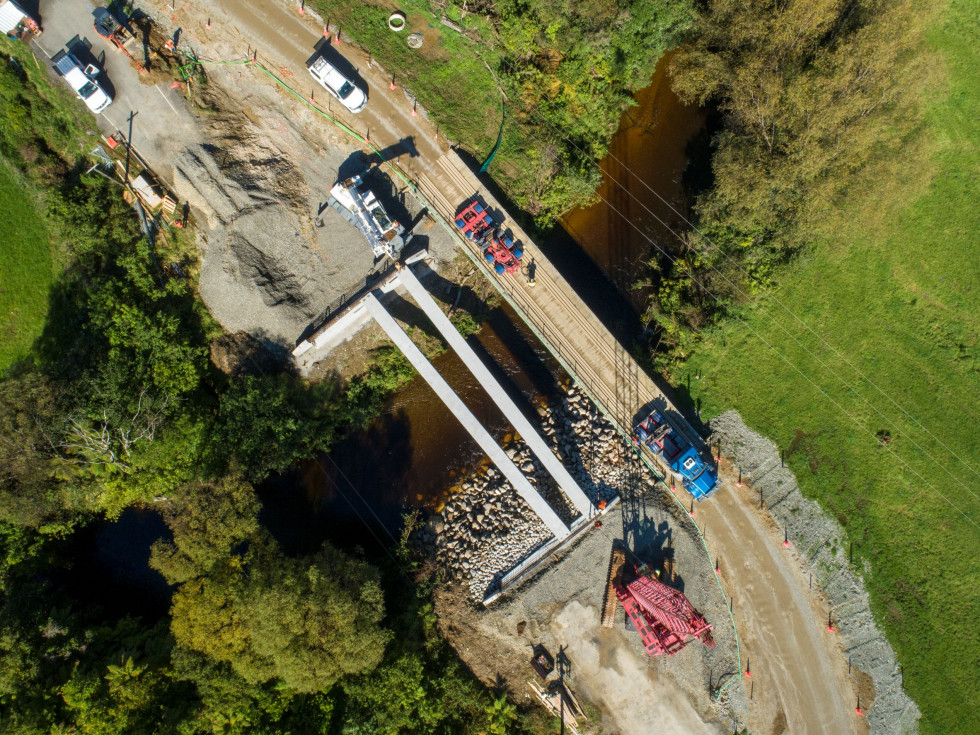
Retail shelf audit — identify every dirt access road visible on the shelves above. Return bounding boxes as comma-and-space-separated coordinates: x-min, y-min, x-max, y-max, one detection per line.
72, 1, 863, 731
703, 472, 861, 734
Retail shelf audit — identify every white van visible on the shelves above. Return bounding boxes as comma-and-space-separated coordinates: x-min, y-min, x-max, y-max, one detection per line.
53, 50, 112, 114
307, 56, 366, 113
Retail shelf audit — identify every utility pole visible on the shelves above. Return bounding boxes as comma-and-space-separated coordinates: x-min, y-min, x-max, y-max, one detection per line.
123, 110, 138, 183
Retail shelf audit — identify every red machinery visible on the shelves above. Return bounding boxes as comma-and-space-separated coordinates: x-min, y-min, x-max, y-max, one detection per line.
93, 7, 146, 74
603, 546, 714, 656
483, 234, 522, 275
454, 199, 524, 276
454, 199, 495, 242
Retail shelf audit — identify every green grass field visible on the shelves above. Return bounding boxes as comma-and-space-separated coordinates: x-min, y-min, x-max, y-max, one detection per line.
0, 161, 53, 374
677, 3, 978, 732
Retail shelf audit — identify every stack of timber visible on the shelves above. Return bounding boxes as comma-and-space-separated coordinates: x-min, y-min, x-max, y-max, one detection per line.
527, 680, 586, 734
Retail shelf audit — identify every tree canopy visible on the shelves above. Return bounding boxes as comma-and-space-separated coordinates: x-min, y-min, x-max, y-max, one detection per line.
643, 0, 935, 360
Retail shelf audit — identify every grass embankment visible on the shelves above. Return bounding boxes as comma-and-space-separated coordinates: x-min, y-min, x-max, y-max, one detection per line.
0, 40, 104, 374
677, 3, 978, 732
0, 163, 52, 372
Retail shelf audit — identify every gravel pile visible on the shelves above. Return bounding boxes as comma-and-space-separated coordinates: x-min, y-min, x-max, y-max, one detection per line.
416, 386, 655, 599
710, 410, 920, 735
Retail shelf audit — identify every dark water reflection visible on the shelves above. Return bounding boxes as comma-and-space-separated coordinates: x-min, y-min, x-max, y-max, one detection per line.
561, 52, 706, 313
261, 300, 568, 553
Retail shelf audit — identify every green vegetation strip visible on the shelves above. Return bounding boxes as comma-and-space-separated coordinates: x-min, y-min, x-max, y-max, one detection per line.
0, 162, 52, 373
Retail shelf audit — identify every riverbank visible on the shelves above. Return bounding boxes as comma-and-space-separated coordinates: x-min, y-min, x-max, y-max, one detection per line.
434, 465, 744, 734
418, 384, 624, 599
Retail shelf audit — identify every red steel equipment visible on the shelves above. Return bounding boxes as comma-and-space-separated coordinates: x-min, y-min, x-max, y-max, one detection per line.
483, 233, 522, 275
615, 562, 715, 657
454, 199, 495, 242
454, 199, 524, 276
93, 7, 146, 74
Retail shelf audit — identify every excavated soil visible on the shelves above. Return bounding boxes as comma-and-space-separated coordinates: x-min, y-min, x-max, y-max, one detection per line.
129, 3, 458, 347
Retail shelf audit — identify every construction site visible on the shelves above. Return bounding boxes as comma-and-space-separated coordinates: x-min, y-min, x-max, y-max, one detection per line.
7, 0, 919, 733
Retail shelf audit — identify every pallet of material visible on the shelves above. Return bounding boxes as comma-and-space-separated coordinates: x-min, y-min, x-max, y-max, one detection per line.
527, 681, 580, 735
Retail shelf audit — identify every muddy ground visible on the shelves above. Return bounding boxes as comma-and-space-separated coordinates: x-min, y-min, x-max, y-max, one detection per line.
178, 78, 456, 348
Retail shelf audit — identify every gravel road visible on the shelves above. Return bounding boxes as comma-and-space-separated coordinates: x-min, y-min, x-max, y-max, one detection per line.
32, 0, 204, 162
709, 411, 919, 735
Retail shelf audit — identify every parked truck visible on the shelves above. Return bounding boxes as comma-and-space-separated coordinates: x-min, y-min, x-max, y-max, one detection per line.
307, 54, 366, 113
328, 171, 409, 259
52, 48, 112, 114
634, 407, 718, 500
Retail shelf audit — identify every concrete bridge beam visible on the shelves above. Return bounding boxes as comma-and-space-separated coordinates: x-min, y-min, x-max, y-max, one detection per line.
363, 291, 570, 540
398, 264, 595, 518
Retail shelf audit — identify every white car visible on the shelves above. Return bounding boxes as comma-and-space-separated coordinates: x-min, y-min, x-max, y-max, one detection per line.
53, 50, 112, 114
307, 56, 366, 113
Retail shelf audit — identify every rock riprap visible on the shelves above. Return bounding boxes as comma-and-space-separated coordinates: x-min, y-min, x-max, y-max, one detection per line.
420, 385, 635, 599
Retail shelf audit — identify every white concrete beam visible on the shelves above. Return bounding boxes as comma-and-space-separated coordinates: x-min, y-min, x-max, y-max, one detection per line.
364, 291, 569, 539
399, 265, 595, 517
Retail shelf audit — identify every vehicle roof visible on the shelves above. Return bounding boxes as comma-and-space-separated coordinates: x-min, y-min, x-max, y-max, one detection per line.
54, 52, 80, 76
62, 66, 91, 89
0, 1, 26, 34
310, 57, 349, 90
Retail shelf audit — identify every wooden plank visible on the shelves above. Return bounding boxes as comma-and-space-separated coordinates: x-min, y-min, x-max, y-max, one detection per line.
601, 546, 626, 628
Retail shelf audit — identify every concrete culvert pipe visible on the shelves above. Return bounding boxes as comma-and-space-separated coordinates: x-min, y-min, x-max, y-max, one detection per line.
388, 12, 406, 31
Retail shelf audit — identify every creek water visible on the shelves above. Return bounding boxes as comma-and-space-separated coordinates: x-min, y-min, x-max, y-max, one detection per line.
266, 54, 706, 551
261, 301, 569, 555
561, 52, 706, 314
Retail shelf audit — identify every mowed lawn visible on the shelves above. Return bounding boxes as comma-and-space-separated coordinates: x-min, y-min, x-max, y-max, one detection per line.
677, 3, 978, 734
0, 162, 53, 373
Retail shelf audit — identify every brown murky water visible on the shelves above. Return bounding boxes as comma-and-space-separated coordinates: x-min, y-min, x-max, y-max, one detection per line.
561, 53, 705, 312
266, 301, 568, 549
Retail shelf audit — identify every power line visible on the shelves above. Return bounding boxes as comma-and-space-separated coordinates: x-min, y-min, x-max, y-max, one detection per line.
321, 451, 403, 547
603, 146, 980, 483
317, 455, 413, 573
516, 96, 980, 497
